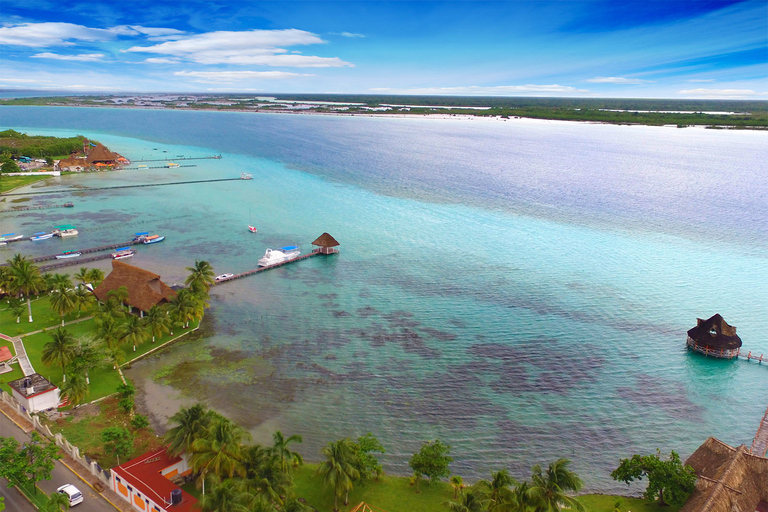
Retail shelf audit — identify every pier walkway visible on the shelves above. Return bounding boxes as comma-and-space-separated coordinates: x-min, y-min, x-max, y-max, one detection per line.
0, 239, 142, 269
133, 155, 221, 163
0, 176, 247, 197
213, 248, 339, 285
0, 203, 74, 214
751, 405, 768, 457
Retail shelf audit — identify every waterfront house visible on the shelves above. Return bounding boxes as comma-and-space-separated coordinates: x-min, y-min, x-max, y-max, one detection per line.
8, 373, 60, 413
56, 156, 90, 172
681, 437, 768, 512
93, 260, 176, 314
686, 314, 742, 359
111, 446, 197, 512
311, 232, 341, 254
86, 143, 120, 166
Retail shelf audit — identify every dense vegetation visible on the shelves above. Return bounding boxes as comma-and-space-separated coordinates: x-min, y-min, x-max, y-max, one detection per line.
0, 129, 86, 158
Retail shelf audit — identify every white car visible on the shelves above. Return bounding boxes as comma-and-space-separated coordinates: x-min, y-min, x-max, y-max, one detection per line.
57, 484, 84, 506
215, 273, 234, 282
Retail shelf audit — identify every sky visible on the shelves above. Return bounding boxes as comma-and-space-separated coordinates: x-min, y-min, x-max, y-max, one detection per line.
0, 0, 766, 99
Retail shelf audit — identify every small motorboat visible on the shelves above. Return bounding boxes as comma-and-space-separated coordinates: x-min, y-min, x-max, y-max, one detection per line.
112, 247, 135, 260
215, 273, 234, 282
258, 245, 300, 267
0, 233, 24, 242
248, 225, 258, 233
143, 235, 165, 244
240, 173, 253, 180
53, 225, 78, 237
31, 232, 54, 241
63, 202, 74, 208
55, 251, 81, 259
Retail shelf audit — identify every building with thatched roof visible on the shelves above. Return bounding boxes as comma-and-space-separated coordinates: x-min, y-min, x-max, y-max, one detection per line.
687, 314, 742, 359
311, 232, 340, 254
681, 437, 768, 512
93, 260, 176, 314
56, 157, 91, 172
86, 143, 120, 165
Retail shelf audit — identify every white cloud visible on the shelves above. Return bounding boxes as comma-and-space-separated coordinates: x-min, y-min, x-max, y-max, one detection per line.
174, 70, 312, 83
370, 84, 589, 96
587, 77, 654, 84
125, 29, 353, 67
0, 22, 115, 47
31, 52, 105, 62
687, 79, 715, 83
332, 32, 365, 38
0, 78, 52, 83
144, 57, 181, 64
678, 88, 768, 98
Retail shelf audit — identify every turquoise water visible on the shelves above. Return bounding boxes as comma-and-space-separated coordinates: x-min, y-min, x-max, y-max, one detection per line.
1, 107, 767, 491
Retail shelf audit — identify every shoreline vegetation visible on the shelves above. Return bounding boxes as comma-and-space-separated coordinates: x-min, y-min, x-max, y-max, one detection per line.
1, 93, 767, 128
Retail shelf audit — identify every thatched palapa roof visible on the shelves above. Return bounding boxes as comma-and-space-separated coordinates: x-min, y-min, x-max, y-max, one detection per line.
86, 143, 120, 164
687, 314, 742, 350
311, 232, 340, 248
93, 260, 176, 312
681, 437, 768, 512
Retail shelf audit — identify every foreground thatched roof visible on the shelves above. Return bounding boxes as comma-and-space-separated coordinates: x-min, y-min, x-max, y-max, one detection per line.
687, 314, 742, 350
93, 260, 176, 312
86, 143, 119, 163
681, 437, 768, 512
311, 232, 340, 248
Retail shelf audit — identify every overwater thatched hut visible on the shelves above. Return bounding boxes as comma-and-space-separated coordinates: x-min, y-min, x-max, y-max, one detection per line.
687, 314, 742, 359
93, 260, 176, 314
311, 232, 340, 255
681, 437, 768, 512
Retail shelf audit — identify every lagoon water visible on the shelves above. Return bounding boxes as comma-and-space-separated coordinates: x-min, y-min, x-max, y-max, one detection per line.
2, 106, 767, 491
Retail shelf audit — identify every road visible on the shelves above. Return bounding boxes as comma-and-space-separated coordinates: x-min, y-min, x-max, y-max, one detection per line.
0, 413, 116, 512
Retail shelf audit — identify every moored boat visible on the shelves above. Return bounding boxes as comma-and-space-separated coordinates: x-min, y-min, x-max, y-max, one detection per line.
143, 235, 165, 244
112, 247, 135, 260
31, 232, 54, 241
63, 202, 74, 208
133, 232, 150, 241
248, 225, 258, 233
53, 225, 78, 237
0, 233, 24, 242
55, 250, 81, 259
258, 245, 300, 267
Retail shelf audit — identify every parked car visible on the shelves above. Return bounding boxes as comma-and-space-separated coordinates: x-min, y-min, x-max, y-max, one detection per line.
57, 484, 84, 506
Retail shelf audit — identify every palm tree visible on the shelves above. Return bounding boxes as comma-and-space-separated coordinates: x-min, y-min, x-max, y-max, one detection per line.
242, 445, 292, 505
145, 304, 171, 342
0, 266, 12, 297
69, 336, 104, 385
73, 285, 95, 317
7, 255, 45, 322
528, 459, 584, 512
165, 403, 211, 457
270, 431, 304, 473
185, 260, 216, 295
190, 415, 252, 493
315, 438, 360, 511
51, 273, 72, 292
443, 490, 484, 512
73, 267, 89, 287
475, 469, 517, 511
59, 370, 89, 407
95, 297, 125, 323
198, 479, 252, 512
169, 288, 199, 329
49, 287, 76, 326
120, 314, 148, 352
43, 489, 71, 512
9, 297, 25, 323
450, 475, 465, 499
96, 314, 122, 350
86, 267, 105, 287
41, 328, 77, 382
104, 345, 127, 385
107, 286, 130, 312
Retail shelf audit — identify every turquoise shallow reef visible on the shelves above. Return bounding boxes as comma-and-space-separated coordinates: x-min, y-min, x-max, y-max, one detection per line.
2, 106, 767, 491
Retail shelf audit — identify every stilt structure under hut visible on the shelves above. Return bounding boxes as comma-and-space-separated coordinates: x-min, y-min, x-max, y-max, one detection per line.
311, 232, 340, 255
687, 314, 742, 359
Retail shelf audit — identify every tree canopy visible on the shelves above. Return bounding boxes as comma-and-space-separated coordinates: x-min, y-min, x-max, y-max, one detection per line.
611, 450, 697, 507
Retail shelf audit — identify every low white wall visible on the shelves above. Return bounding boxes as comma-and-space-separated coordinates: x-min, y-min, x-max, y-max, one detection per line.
5, 171, 61, 176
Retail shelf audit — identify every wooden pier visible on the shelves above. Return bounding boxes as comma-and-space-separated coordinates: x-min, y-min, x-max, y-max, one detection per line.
0, 239, 141, 267
750, 404, 768, 457
133, 155, 221, 163
123, 164, 198, 170
0, 176, 248, 197
0, 203, 74, 214
39, 251, 123, 271
212, 248, 339, 285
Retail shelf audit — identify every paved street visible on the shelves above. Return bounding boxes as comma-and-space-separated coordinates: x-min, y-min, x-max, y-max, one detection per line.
0, 412, 117, 512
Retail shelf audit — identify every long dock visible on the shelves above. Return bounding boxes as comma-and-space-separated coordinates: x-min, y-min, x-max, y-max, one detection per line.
0, 240, 141, 267
133, 155, 221, 163
212, 249, 339, 285
123, 164, 198, 170
0, 203, 74, 214
39, 251, 124, 271
0, 177, 247, 197
751, 405, 768, 457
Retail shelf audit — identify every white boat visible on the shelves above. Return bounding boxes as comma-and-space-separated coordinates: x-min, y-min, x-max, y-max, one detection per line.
31, 232, 54, 241
112, 247, 135, 260
143, 235, 165, 244
258, 246, 300, 267
0, 233, 23, 242
240, 173, 253, 180
55, 251, 81, 259
215, 273, 234, 282
248, 225, 258, 233
53, 225, 78, 237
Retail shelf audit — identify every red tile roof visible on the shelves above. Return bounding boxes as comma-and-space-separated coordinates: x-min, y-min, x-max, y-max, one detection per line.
112, 447, 197, 512
0, 346, 12, 362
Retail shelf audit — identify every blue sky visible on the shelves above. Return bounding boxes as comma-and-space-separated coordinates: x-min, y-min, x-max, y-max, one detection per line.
1, 0, 766, 99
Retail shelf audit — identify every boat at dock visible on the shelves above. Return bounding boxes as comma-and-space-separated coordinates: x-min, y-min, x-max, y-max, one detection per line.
112, 247, 136, 260
240, 173, 253, 180
258, 245, 300, 267
55, 251, 82, 259
0, 233, 24, 242
143, 235, 165, 244
31, 232, 54, 241
63, 202, 74, 208
133, 232, 150, 241
53, 225, 78, 237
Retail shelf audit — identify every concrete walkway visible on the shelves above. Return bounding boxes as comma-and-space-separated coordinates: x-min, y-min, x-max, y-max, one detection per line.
0, 332, 34, 376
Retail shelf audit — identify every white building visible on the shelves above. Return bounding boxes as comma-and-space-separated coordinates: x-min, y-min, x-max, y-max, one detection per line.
8, 373, 60, 413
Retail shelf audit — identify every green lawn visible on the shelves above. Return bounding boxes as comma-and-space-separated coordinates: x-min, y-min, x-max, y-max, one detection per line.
0, 295, 96, 336
0, 174, 53, 193
579, 494, 680, 512
0, 342, 24, 393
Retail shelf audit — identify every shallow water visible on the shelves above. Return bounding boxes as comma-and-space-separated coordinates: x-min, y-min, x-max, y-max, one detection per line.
1, 107, 767, 491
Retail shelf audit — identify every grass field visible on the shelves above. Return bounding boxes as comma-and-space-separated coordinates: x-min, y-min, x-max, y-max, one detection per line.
0, 295, 97, 336
0, 174, 53, 193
